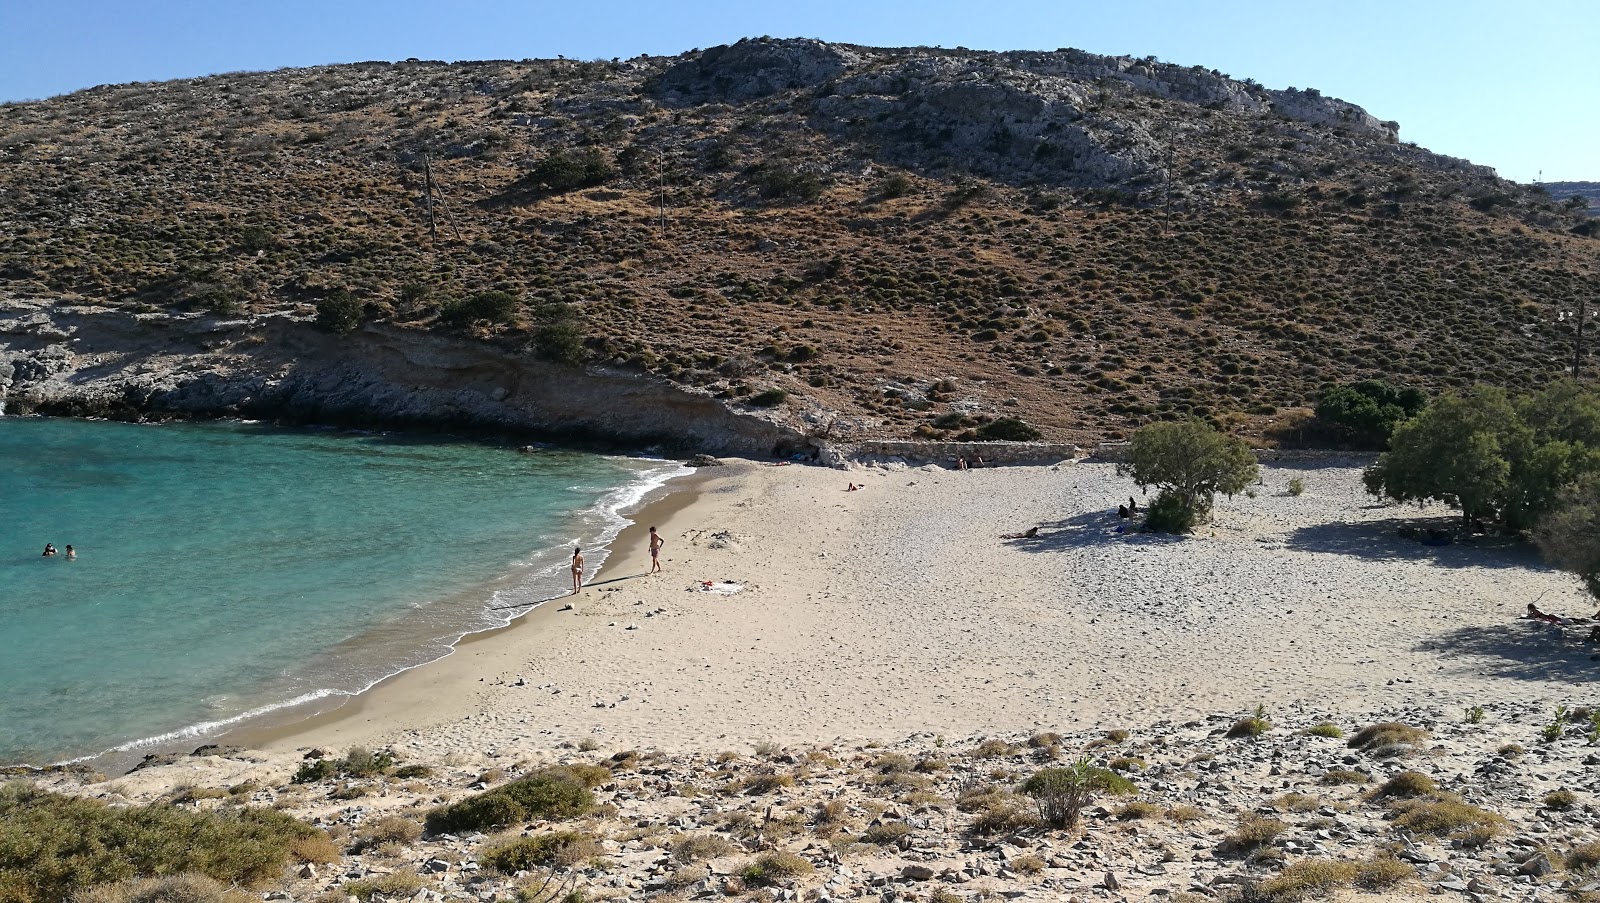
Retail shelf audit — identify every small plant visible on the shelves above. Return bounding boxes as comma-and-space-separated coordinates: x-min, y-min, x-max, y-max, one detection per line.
352, 815, 422, 851
1218, 814, 1288, 854
1165, 804, 1205, 823
1019, 758, 1136, 828
344, 873, 425, 902
1303, 722, 1343, 738
860, 821, 912, 845
1226, 703, 1272, 739
1347, 721, 1428, 756
1541, 705, 1569, 744
672, 833, 737, 862
1374, 770, 1436, 799
1272, 792, 1320, 813
1465, 705, 1485, 724
1542, 789, 1578, 810
484, 831, 598, 873
972, 738, 1013, 758
1568, 842, 1600, 873
1115, 801, 1164, 820
975, 416, 1042, 441
1319, 768, 1370, 785
1011, 853, 1046, 875
738, 851, 812, 886
748, 388, 788, 407
1287, 477, 1306, 496
1388, 794, 1505, 841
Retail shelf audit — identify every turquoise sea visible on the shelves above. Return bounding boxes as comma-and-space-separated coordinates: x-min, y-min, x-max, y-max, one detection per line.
0, 417, 684, 765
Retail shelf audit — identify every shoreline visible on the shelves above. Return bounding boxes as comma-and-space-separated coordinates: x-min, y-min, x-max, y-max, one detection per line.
34, 443, 699, 775
226, 466, 714, 757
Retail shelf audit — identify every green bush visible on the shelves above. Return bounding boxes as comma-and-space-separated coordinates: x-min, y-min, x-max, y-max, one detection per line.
1314, 380, 1426, 449
531, 301, 585, 365
975, 417, 1041, 441
1019, 758, 1135, 828
748, 163, 823, 201
0, 784, 330, 903
523, 149, 614, 193
424, 769, 594, 835
1119, 420, 1257, 533
440, 291, 519, 328
1143, 489, 1197, 533
748, 388, 787, 407
70, 873, 255, 903
880, 173, 912, 199
314, 290, 362, 334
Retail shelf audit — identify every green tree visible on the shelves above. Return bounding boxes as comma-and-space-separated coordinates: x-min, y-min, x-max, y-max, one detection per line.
1362, 386, 1525, 525
1533, 477, 1600, 602
1314, 380, 1426, 448
1118, 420, 1258, 532
440, 291, 519, 328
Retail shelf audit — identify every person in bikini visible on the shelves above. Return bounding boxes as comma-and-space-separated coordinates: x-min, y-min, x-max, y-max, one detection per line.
648, 527, 665, 575
571, 547, 585, 594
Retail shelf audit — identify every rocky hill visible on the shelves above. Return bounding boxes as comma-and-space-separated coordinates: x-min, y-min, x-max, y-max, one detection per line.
2, 37, 1598, 445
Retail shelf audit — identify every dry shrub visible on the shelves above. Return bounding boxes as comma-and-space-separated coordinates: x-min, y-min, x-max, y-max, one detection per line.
1302, 723, 1343, 739
1115, 801, 1164, 821
1374, 770, 1436, 799
1567, 842, 1600, 873
352, 815, 422, 851
671, 833, 737, 863
1028, 732, 1063, 749
70, 874, 255, 903
483, 831, 598, 873
1272, 792, 1320, 813
742, 772, 795, 795
342, 873, 424, 902
1219, 815, 1288, 854
1543, 789, 1578, 810
1166, 804, 1204, 823
1388, 794, 1505, 842
738, 851, 811, 886
1346, 722, 1427, 756
860, 821, 912, 845
1318, 768, 1369, 786
1011, 853, 1045, 875
972, 739, 1014, 758
873, 752, 912, 773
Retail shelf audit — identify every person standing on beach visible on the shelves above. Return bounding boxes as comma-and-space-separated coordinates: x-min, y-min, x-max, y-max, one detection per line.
648, 527, 665, 575
571, 547, 585, 594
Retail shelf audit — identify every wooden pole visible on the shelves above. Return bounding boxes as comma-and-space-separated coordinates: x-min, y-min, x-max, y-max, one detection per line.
423, 155, 437, 238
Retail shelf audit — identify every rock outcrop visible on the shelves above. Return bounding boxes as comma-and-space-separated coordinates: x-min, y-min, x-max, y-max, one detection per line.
0, 295, 808, 456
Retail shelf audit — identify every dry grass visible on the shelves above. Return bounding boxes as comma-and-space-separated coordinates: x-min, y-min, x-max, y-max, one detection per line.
1346, 722, 1428, 756
1272, 792, 1320, 813
738, 851, 812, 886
1388, 794, 1506, 843
1115, 801, 1164, 821
1166, 804, 1205, 823
1218, 815, 1289, 854
1373, 770, 1436, 799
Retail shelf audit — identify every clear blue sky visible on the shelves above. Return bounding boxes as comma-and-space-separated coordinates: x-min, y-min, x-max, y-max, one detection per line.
1, 0, 1594, 183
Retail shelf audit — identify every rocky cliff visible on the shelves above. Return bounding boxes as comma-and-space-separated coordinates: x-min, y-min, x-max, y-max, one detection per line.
0, 295, 809, 455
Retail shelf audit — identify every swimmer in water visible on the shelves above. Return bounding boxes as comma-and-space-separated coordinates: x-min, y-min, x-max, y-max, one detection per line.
42, 543, 57, 558
65, 545, 76, 560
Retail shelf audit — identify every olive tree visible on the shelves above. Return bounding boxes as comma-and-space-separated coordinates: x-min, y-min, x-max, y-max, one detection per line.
1118, 420, 1258, 533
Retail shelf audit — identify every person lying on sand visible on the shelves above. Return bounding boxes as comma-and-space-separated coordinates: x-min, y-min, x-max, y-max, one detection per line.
1524, 603, 1564, 624
1000, 527, 1039, 539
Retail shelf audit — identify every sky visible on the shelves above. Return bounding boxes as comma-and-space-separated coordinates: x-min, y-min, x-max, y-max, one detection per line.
0, 0, 1594, 183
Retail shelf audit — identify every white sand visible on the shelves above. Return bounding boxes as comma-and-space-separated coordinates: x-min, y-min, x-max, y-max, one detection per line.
244, 457, 1593, 766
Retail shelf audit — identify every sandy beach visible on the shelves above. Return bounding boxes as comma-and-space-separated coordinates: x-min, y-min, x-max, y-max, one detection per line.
223, 455, 1594, 767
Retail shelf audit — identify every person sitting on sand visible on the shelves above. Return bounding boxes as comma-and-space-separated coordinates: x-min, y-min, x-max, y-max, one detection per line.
1525, 602, 1564, 624
648, 527, 664, 575
41, 543, 56, 557
973, 455, 986, 468
956, 456, 968, 470
65, 545, 75, 560
571, 547, 585, 594
1000, 527, 1039, 539
1118, 504, 1130, 519
847, 483, 862, 491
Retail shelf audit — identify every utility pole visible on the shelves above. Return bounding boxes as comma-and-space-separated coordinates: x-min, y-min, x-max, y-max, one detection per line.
423, 155, 438, 238
1576, 295, 1588, 379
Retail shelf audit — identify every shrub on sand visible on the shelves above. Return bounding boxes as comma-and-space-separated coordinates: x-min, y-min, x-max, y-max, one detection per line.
425, 769, 593, 834
1374, 771, 1436, 799
1347, 722, 1427, 756
738, 851, 811, 886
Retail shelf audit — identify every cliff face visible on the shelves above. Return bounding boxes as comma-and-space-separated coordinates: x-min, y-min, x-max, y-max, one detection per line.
0, 296, 809, 455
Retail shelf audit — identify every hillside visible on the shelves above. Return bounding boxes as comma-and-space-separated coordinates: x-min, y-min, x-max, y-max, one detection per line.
1542, 181, 1600, 216
2, 37, 1598, 444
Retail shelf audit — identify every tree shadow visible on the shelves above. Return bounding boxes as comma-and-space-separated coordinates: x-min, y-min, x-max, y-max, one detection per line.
1283, 518, 1548, 570
1418, 622, 1600, 682
1002, 510, 1186, 552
